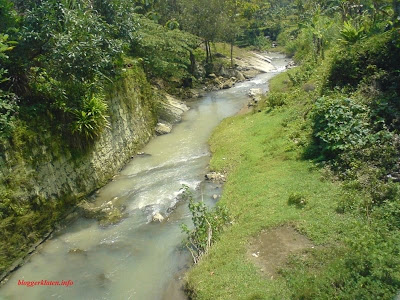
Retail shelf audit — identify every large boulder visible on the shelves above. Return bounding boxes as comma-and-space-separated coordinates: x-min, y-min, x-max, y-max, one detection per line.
218, 65, 229, 77
78, 198, 124, 226
158, 94, 189, 124
222, 78, 236, 89
248, 88, 263, 106
248, 88, 263, 99
235, 70, 246, 81
155, 122, 172, 135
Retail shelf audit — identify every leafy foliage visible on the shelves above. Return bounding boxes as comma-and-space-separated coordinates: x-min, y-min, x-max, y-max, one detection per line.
131, 15, 200, 79
0, 91, 17, 138
265, 91, 287, 108
0, 33, 17, 137
180, 185, 231, 264
339, 20, 366, 44
312, 96, 371, 159
0, 0, 203, 142
71, 93, 110, 140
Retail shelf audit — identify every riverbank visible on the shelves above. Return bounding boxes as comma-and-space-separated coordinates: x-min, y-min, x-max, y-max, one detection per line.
0, 53, 290, 299
0, 45, 278, 284
185, 72, 369, 299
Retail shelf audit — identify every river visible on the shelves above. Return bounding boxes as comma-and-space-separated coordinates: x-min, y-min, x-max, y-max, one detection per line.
0, 53, 287, 300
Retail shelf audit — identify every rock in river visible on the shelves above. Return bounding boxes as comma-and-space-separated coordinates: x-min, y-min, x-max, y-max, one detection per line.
152, 212, 165, 223
155, 122, 172, 135
205, 172, 226, 183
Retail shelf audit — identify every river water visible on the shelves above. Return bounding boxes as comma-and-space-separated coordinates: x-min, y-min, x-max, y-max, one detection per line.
0, 54, 287, 300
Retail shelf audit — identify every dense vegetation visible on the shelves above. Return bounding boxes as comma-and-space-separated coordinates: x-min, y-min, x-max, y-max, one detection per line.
0, 0, 286, 276
186, 0, 400, 299
1, 0, 400, 297
0, 0, 201, 142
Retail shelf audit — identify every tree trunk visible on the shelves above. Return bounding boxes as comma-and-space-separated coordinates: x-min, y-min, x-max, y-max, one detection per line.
208, 42, 212, 63
320, 38, 324, 60
205, 40, 209, 64
230, 42, 234, 68
394, 0, 400, 24
189, 50, 196, 75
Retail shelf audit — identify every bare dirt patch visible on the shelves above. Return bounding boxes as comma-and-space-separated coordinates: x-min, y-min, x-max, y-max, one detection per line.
237, 105, 253, 115
247, 226, 313, 278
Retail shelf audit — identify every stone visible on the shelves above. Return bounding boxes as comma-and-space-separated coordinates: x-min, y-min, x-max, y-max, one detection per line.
152, 212, 165, 223
99, 208, 124, 226
157, 94, 189, 124
286, 61, 296, 69
155, 122, 172, 135
68, 248, 86, 255
248, 88, 263, 106
222, 80, 234, 89
248, 88, 263, 98
218, 65, 229, 77
212, 194, 219, 200
235, 70, 246, 81
194, 64, 206, 79
208, 73, 217, 79
78, 199, 124, 226
205, 172, 226, 183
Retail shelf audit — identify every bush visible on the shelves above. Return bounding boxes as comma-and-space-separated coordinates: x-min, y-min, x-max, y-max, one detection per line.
266, 92, 286, 108
339, 21, 365, 45
180, 185, 231, 264
71, 93, 110, 140
311, 96, 371, 159
0, 90, 17, 138
327, 29, 400, 90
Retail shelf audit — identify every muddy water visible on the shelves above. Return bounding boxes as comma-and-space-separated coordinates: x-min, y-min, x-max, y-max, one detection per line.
0, 53, 288, 300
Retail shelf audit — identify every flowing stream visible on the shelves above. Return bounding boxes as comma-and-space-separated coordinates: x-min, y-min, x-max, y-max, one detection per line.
0, 53, 287, 300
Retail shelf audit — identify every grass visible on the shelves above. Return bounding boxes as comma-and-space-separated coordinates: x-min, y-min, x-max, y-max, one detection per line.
212, 42, 253, 60
185, 76, 363, 299
268, 72, 292, 93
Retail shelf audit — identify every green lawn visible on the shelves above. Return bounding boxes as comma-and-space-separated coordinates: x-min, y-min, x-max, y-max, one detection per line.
185, 97, 360, 299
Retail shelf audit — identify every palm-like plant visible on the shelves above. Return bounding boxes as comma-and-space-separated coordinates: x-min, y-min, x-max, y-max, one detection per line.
339, 20, 366, 44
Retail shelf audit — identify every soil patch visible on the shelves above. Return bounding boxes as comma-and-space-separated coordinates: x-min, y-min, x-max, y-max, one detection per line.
237, 104, 253, 115
247, 226, 313, 278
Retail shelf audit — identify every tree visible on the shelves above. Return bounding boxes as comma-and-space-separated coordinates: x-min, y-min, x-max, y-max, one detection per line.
178, 0, 225, 64
130, 14, 200, 79
221, 0, 243, 67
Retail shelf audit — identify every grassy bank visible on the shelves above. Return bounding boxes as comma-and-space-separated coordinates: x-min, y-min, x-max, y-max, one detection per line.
186, 69, 400, 299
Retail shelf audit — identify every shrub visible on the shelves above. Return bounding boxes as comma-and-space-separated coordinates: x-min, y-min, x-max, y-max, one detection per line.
71, 93, 110, 140
266, 92, 286, 108
0, 90, 17, 138
339, 21, 365, 45
180, 185, 231, 264
303, 83, 316, 92
311, 96, 371, 159
327, 29, 400, 90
